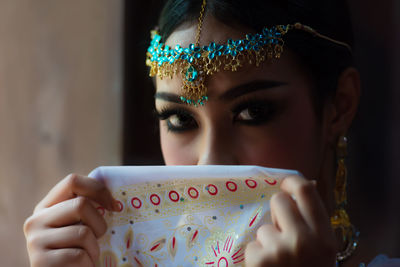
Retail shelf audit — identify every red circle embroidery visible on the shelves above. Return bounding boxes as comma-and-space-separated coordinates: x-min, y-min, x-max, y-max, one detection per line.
245, 179, 258, 189
218, 257, 229, 267
226, 181, 238, 192
188, 187, 199, 199
168, 190, 180, 202
206, 184, 218, 195
264, 178, 277, 185
131, 197, 142, 209
116, 200, 123, 212
150, 194, 161, 205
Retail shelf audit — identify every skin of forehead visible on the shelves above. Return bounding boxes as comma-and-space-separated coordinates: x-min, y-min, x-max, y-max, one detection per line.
158, 15, 314, 99
165, 14, 252, 48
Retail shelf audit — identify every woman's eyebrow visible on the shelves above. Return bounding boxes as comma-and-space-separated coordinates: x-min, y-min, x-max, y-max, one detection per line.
154, 80, 287, 103
154, 92, 182, 104
219, 80, 287, 101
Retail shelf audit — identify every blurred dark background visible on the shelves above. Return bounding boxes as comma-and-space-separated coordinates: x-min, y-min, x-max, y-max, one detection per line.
123, 0, 400, 257
123, 0, 164, 165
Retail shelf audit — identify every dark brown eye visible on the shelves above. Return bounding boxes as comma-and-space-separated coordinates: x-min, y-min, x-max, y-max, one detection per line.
167, 113, 196, 129
237, 106, 266, 120
234, 102, 273, 125
156, 108, 198, 132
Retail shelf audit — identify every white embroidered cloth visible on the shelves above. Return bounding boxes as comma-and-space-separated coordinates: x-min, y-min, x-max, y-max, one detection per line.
89, 165, 299, 267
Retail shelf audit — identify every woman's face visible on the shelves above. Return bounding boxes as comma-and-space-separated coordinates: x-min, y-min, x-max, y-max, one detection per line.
155, 16, 329, 180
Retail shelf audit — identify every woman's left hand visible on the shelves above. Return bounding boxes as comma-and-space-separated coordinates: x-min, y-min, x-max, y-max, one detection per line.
245, 175, 337, 267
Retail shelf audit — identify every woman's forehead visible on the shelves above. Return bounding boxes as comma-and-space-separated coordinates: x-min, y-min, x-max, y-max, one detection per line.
156, 50, 308, 96
165, 15, 252, 50
155, 56, 306, 104
157, 15, 312, 99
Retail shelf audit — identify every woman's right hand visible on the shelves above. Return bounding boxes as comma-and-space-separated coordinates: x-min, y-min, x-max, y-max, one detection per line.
23, 174, 120, 267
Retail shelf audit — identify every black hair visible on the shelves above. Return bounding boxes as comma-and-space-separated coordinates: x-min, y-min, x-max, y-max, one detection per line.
157, 0, 354, 115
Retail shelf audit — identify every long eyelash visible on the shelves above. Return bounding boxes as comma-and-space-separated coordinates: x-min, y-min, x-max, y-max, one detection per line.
155, 107, 192, 121
155, 107, 197, 133
231, 97, 274, 114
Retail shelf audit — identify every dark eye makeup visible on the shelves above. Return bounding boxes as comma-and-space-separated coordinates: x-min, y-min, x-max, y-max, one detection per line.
232, 98, 277, 126
155, 108, 198, 133
156, 98, 278, 133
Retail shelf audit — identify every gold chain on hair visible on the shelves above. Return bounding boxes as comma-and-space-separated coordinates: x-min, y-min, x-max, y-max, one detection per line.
195, 0, 207, 46
294, 23, 352, 52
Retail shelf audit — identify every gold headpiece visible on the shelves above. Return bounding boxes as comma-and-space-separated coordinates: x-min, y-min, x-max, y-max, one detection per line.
146, 0, 352, 106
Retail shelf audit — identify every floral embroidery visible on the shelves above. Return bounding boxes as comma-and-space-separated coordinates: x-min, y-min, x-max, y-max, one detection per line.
202, 230, 245, 266
150, 237, 166, 252
96, 174, 283, 267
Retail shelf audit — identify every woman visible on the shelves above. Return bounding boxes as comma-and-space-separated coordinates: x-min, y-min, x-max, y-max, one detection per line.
23, 0, 398, 266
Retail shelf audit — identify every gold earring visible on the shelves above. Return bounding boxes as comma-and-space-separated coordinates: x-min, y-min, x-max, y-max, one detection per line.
331, 135, 360, 265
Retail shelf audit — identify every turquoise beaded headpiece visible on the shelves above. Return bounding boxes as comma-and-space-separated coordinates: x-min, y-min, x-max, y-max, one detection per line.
146, 25, 290, 106
146, 0, 351, 106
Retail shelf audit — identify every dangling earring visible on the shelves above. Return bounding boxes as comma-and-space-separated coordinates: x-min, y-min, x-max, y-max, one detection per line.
331, 135, 360, 265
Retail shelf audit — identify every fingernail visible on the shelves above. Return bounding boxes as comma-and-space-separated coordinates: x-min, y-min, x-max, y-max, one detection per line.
97, 206, 105, 216
311, 180, 317, 186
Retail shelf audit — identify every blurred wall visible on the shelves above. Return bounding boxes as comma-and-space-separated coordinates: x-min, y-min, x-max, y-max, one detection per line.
348, 0, 400, 257
0, 1, 123, 266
